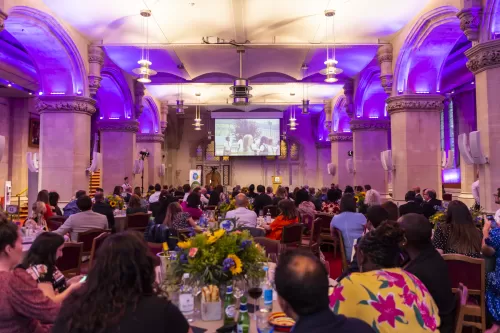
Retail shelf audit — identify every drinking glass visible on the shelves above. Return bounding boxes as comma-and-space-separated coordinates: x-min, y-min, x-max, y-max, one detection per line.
191, 282, 202, 320
233, 279, 247, 303
248, 280, 263, 320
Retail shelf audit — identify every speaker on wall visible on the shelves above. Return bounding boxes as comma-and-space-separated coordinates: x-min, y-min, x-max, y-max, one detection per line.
458, 133, 475, 165
380, 150, 393, 171
26, 152, 39, 172
345, 158, 355, 174
159, 164, 166, 177
327, 163, 336, 176
469, 131, 488, 164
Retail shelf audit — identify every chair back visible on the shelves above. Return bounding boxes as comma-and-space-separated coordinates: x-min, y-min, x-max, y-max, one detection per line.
309, 218, 322, 246
443, 254, 485, 296
300, 214, 314, 229
205, 205, 217, 211
176, 228, 191, 242
89, 232, 110, 268
281, 223, 303, 247
77, 229, 107, 255
147, 242, 164, 257
263, 205, 278, 218
254, 237, 281, 257
333, 228, 348, 272
46, 219, 62, 232
55, 242, 83, 277
315, 213, 333, 234
126, 213, 151, 232
238, 227, 266, 237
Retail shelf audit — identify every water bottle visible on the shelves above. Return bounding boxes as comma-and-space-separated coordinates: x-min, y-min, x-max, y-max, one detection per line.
266, 211, 272, 224
179, 273, 194, 322
262, 266, 273, 312
237, 296, 250, 333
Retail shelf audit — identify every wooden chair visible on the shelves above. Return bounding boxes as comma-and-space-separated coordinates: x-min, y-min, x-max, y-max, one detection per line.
263, 205, 278, 218
443, 254, 486, 332
315, 213, 338, 257
332, 228, 348, 273
301, 218, 321, 254
88, 232, 110, 268
55, 242, 83, 277
176, 228, 191, 242
281, 223, 303, 251
205, 205, 217, 211
254, 237, 281, 259
46, 219, 62, 232
125, 213, 151, 232
300, 214, 314, 230
454, 283, 468, 333
77, 229, 108, 256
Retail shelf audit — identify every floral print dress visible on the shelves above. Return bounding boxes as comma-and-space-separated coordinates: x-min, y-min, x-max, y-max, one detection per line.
330, 268, 440, 333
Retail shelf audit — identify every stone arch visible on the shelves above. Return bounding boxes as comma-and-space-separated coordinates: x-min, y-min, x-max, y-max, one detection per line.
354, 65, 387, 119
393, 6, 463, 94
332, 95, 350, 133
138, 96, 160, 134
98, 67, 133, 119
482, 0, 500, 41
6, 6, 88, 96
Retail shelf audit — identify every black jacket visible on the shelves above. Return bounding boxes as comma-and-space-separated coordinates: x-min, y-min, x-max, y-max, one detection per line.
399, 201, 424, 216
92, 201, 115, 231
253, 193, 273, 215
422, 198, 442, 218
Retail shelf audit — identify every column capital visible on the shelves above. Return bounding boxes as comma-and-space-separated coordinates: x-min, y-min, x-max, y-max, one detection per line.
328, 132, 353, 142
88, 76, 102, 97
88, 45, 104, 65
343, 79, 355, 118
0, 10, 7, 32
350, 119, 390, 132
35, 96, 97, 116
457, 5, 482, 43
323, 99, 332, 115
376, 44, 393, 64
386, 94, 444, 115
160, 100, 168, 133
98, 119, 139, 133
465, 39, 500, 75
134, 81, 146, 119
137, 133, 165, 143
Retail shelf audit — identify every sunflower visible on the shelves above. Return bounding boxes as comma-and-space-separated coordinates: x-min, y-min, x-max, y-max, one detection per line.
227, 254, 243, 275
207, 229, 226, 245
177, 240, 192, 249
109, 201, 117, 208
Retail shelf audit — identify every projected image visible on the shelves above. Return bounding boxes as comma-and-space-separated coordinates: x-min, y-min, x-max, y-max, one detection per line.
215, 119, 280, 156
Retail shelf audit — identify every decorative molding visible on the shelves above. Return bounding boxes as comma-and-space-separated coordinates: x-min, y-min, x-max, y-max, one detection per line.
98, 119, 139, 133
134, 81, 146, 118
343, 79, 354, 118
380, 74, 393, 95
161, 121, 168, 133
88, 75, 102, 96
457, 7, 482, 42
88, 45, 104, 65
377, 44, 393, 64
350, 119, 390, 132
35, 96, 96, 116
465, 39, 500, 74
0, 10, 7, 32
386, 94, 444, 115
328, 133, 353, 142
137, 133, 164, 143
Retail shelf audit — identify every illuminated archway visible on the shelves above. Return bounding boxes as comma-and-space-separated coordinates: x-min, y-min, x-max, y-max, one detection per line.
332, 95, 350, 133
138, 96, 160, 134
354, 64, 387, 119
97, 67, 133, 119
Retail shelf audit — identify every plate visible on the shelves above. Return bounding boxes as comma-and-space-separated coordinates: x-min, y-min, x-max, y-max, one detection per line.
268, 312, 295, 332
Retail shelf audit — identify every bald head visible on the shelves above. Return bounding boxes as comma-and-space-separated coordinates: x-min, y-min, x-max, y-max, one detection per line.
399, 213, 432, 249
235, 193, 248, 207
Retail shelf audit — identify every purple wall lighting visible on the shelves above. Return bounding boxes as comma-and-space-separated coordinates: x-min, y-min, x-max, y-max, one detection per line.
97, 67, 133, 119
139, 96, 160, 134
442, 168, 460, 184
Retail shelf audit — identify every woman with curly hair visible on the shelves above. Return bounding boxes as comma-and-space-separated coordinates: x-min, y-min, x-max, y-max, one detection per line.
53, 231, 190, 333
331, 221, 441, 333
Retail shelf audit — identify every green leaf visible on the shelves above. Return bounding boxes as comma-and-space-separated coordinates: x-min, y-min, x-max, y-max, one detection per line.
333, 301, 341, 314
371, 320, 380, 333
395, 316, 408, 324
358, 300, 369, 305
379, 280, 390, 289
413, 305, 424, 328
361, 285, 378, 302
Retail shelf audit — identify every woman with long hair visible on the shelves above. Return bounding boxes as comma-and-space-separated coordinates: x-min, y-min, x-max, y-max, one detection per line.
265, 199, 299, 240
49, 192, 63, 216
432, 200, 482, 258
163, 202, 197, 231
126, 195, 148, 215
272, 187, 287, 206
21, 232, 81, 303
208, 185, 227, 207
52, 231, 190, 333
332, 221, 440, 333
0, 213, 60, 332
37, 190, 54, 221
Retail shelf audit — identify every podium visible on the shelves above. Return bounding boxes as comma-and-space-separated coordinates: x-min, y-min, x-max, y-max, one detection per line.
271, 176, 282, 193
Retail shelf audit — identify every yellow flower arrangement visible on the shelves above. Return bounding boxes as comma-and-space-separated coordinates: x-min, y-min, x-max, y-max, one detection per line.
177, 240, 192, 249
226, 254, 243, 275
207, 229, 225, 245
106, 194, 124, 210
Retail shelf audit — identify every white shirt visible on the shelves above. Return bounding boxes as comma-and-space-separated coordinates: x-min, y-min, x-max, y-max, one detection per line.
225, 207, 257, 228
183, 193, 190, 202
121, 183, 130, 191
224, 141, 231, 152
149, 191, 161, 203
472, 180, 480, 204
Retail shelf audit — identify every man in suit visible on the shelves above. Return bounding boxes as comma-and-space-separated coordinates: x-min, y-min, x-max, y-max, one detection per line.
399, 191, 424, 216
413, 186, 423, 204
253, 185, 273, 215
422, 189, 442, 219
55, 195, 108, 241
92, 193, 115, 232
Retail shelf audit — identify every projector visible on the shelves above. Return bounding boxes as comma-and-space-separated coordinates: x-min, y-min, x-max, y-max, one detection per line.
230, 79, 252, 105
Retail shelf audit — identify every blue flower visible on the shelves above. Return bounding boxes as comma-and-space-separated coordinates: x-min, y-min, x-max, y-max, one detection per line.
240, 240, 252, 250
180, 253, 189, 264
223, 257, 235, 271
221, 220, 234, 231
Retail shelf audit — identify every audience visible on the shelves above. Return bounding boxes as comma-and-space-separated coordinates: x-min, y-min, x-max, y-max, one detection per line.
309, 187, 322, 211
321, 189, 341, 214
182, 193, 203, 220
55, 196, 108, 241
163, 202, 198, 231
266, 186, 274, 198
246, 184, 257, 199
49, 192, 63, 216
295, 189, 316, 223
208, 185, 227, 207
133, 187, 149, 208
126, 195, 148, 215
399, 190, 424, 216
153, 191, 174, 225
400, 213, 455, 333
253, 185, 273, 216
123, 187, 132, 203
381, 201, 399, 221
272, 187, 287, 206
225, 193, 257, 228
344, 185, 354, 194
265, 199, 299, 240
483, 216, 500, 333
148, 184, 162, 203
37, 190, 54, 221
0, 213, 60, 332
181, 184, 191, 202
92, 193, 115, 232
432, 200, 482, 258
53, 232, 189, 333
21, 232, 82, 304
275, 250, 373, 333
332, 221, 441, 332
414, 186, 423, 204
199, 187, 210, 205
330, 194, 366, 261
30, 201, 48, 229
422, 189, 442, 218
364, 184, 381, 206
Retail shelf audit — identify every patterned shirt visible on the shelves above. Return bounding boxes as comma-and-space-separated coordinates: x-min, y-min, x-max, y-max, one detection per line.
26, 264, 67, 294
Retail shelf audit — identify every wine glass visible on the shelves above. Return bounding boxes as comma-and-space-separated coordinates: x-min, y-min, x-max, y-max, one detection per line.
191, 281, 202, 320
233, 279, 247, 304
248, 280, 263, 320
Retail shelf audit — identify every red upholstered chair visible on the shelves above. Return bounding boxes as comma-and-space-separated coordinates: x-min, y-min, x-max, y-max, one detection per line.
332, 228, 348, 273
300, 214, 314, 230
46, 219, 62, 232
77, 229, 107, 256
55, 242, 83, 277
125, 213, 150, 232
443, 254, 486, 332
263, 205, 279, 218
315, 213, 338, 256
253, 237, 281, 260
88, 232, 110, 268
301, 218, 321, 254
280, 223, 303, 250
148, 242, 164, 257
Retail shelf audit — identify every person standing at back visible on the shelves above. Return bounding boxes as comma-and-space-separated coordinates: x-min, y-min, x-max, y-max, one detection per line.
275, 249, 373, 333
253, 185, 273, 215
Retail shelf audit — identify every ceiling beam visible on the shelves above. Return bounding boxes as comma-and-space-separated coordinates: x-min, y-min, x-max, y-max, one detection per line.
231, 0, 247, 44
100, 42, 385, 49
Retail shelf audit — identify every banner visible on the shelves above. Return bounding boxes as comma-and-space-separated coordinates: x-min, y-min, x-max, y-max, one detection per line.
189, 169, 202, 188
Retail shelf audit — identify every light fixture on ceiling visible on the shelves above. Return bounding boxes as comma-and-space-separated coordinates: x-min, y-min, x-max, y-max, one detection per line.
193, 105, 204, 131
132, 9, 157, 83
170, 84, 188, 115
301, 64, 310, 114
288, 105, 298, 131
320, 10, 343, 83
230, 48, 252, 105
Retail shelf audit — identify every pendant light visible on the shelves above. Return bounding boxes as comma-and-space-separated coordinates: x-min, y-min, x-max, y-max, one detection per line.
320, 10, 343, 83
288, 105, 298, 131
132, 10, 157, 83
301, 64, 310, 114
193, 93, 203, 130
170, 83, 188, 115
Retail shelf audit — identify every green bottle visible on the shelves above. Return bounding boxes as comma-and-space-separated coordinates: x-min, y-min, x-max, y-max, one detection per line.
237, 296, 250, 333
224, 285, 236, 325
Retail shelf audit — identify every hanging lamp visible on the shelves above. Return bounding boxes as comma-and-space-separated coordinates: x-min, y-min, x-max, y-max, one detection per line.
132, 10, 157, 83
320, 10, 343, 83
301, 64, 310, 114
170, 84, 188, 115
288, 105, 298, 131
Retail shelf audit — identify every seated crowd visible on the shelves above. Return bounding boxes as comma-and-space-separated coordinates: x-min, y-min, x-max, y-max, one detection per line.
1, 182, 500, 333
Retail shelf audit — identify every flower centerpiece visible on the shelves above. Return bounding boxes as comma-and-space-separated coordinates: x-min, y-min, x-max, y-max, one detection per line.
171, 229, 266, 286
429, 205, 485, 229
354, 192, 366, 206
106, 194, 124, 210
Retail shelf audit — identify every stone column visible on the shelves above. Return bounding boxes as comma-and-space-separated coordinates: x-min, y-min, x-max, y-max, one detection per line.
134, 81, 145, 119
35, 96, 96, 202
377, 44, 393, 95
98, 120, 139, 193
386, 94, 444, 202
324, 99, 333, 132
343, 80, 355, 118
329, 133, 353, 189
136, 133, 164, 188
465, 39, 500, 211
457, 0, 482, 45
350, 119, 390, 197
160, 100, 168, 134
88, 45, 104, 97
